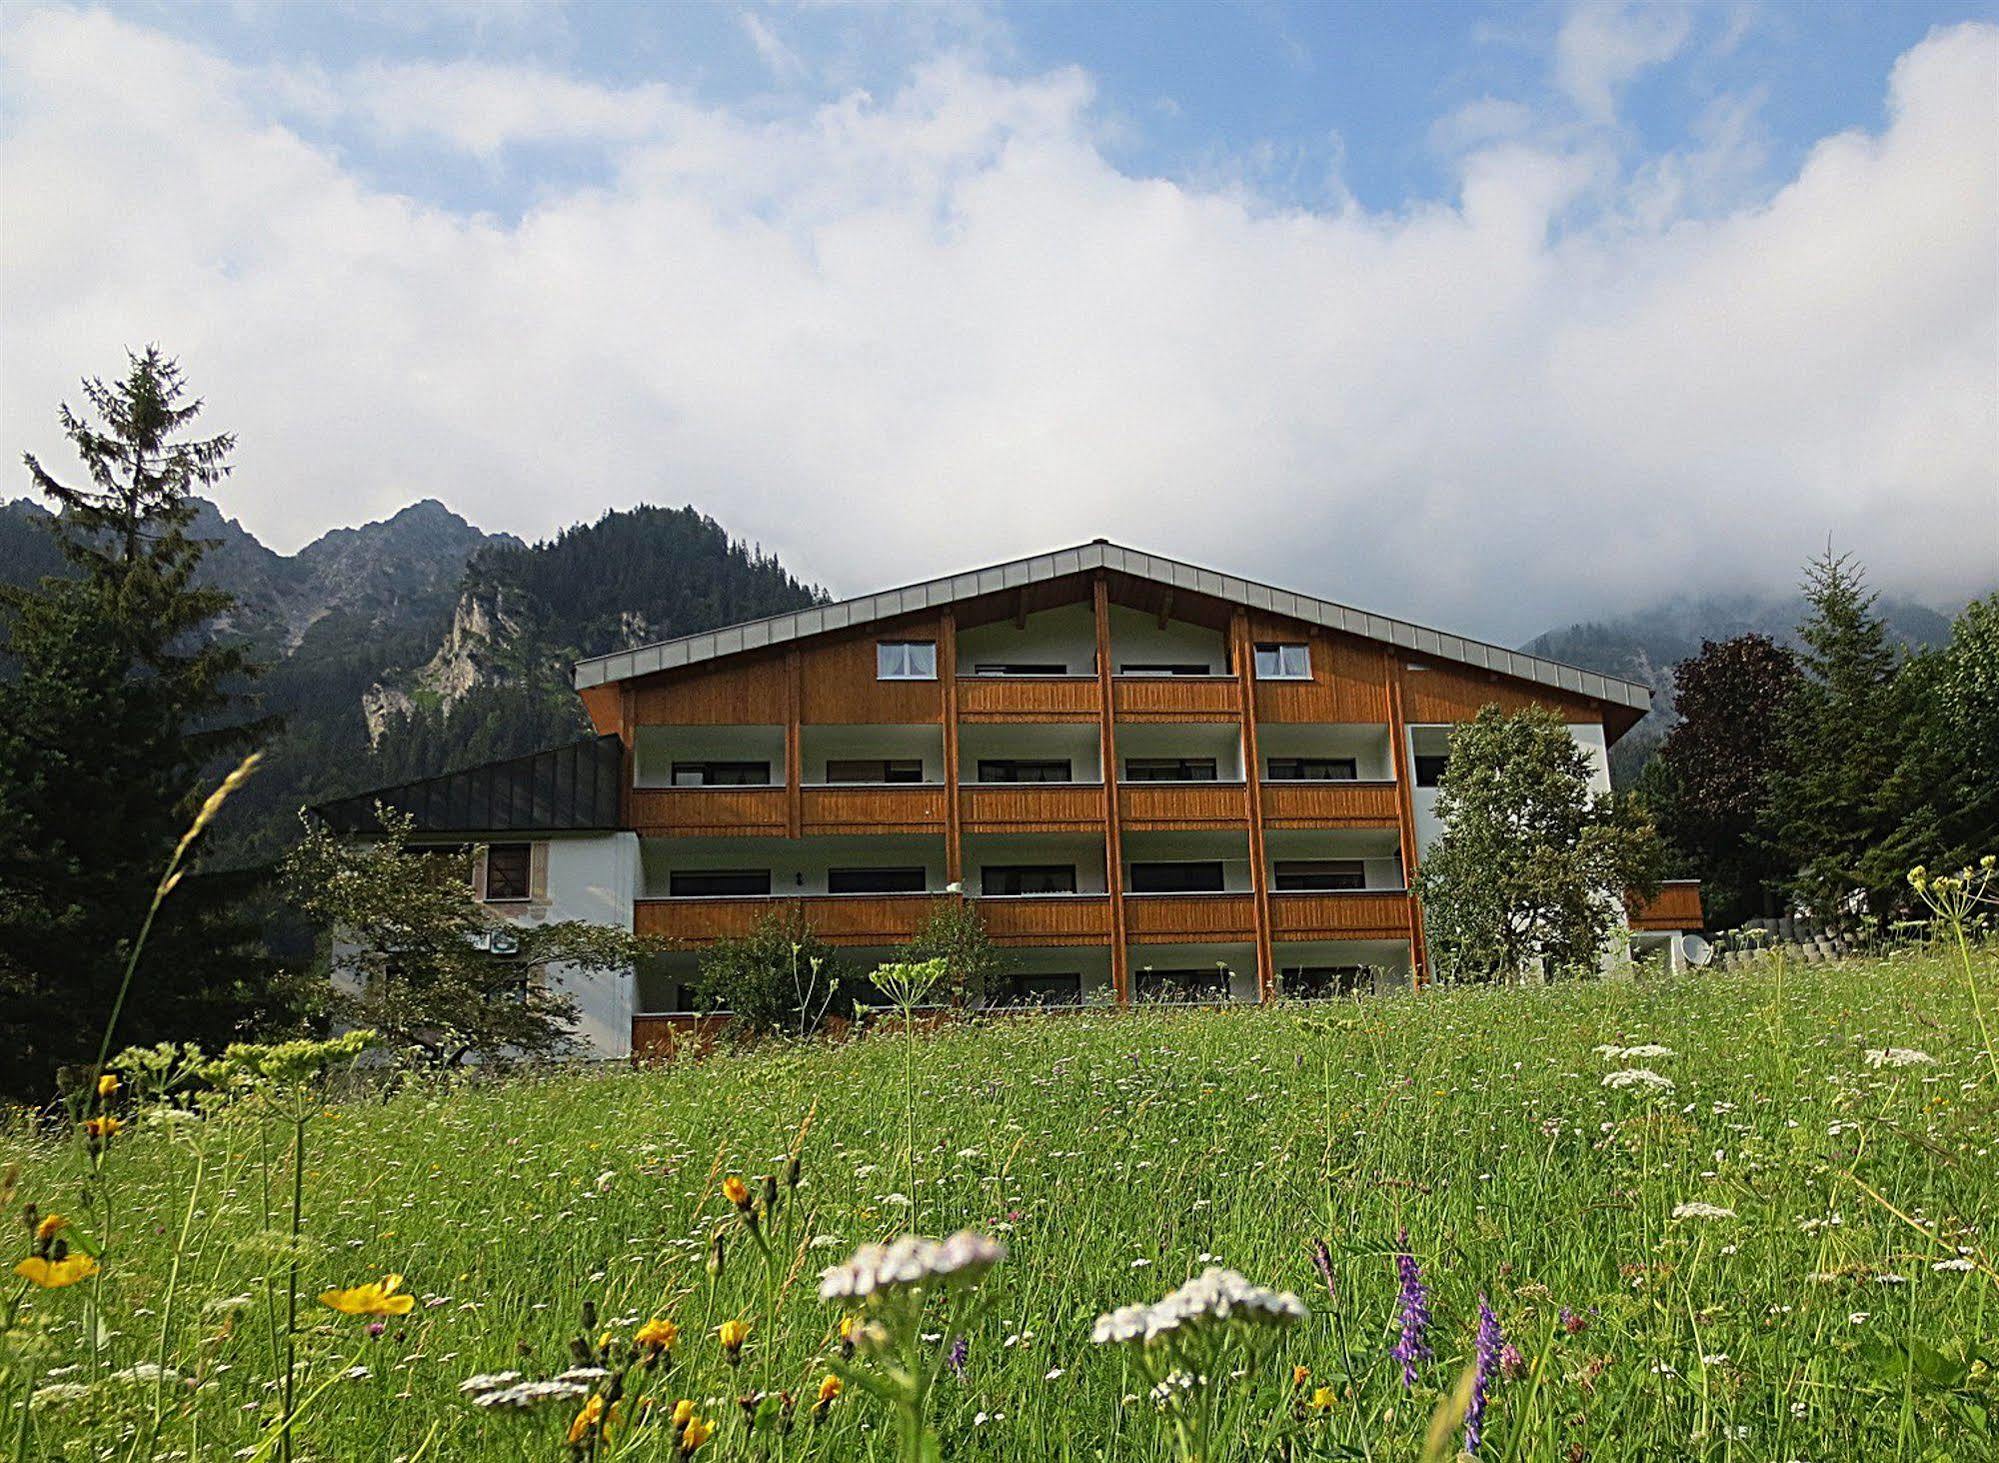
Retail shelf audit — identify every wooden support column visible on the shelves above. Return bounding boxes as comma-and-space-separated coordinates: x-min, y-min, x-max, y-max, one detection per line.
784, 649, 803, 840
1384, 653, 1430, 987
940, 611, 963, 888
1092, 574, 1130, 1004
1231, 611, 1276, 1001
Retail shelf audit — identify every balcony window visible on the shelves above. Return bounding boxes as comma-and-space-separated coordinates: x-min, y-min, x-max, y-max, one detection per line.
1253, 642, 1312, 679
973, 662, 1068, 676
672, 761, 770, 787
981, 864, 1078, 896
1001, 972, 1083, 1007
877, 641, 937, 680
825, 758, 924, 784
1125, 757, 1218, 782
977, 758, 1073, 783
1119, 662, 1213, 676
827, 867, 927, 894
669, 870, 771, 897
483, 842, 533, 902
1274, 859, 1367, 892
1280, 965, 1371, 998
1135, 968, 1230, 1001
1414, 754, 1450, 788
1267, 757, 1358, 781
1128, 860, 1225, 893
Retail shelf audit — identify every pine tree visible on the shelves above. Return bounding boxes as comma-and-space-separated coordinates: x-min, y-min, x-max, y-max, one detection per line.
0, 349, 286, 1098
1765, 549, 1909, 923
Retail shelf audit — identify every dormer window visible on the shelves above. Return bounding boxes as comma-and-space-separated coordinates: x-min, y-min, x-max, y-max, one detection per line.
877, 640, 937, 680
1253, 642, 1311, 679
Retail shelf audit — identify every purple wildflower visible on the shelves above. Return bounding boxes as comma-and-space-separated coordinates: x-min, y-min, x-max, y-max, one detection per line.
945, 1333, 969, 1380
1499, 1342, 1527, 1381
1390, 1229, 1431, 1388
1309, 1237, 1337, 1302
1464, 1293, 1503, 1455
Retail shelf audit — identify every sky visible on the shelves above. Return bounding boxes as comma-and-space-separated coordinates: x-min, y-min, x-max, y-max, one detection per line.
2, 0, 1994, 641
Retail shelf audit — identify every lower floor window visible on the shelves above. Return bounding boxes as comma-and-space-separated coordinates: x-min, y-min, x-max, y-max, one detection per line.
1134, 968, 1232, 1001
1001, 972, 1082, 1006
825, 758, 925, 783
669, 870, 771, 897
1267, 757, 1358, 781
484, 842, 533, 901
981, 864, 1078, 895
1280, 965, 1373, 998
827, 867, 927, 894
1128, 860, 1225, 893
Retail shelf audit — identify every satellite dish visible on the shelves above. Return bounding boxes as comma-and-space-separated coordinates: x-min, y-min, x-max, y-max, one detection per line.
1677, 933, 1713, 968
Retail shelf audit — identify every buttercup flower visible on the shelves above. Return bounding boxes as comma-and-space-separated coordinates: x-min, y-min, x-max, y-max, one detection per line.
318, 1274, 418, 1317
1309, 1384, 1338, 1412
96, 1073, 120, 1098
716, 1318, 751, 1364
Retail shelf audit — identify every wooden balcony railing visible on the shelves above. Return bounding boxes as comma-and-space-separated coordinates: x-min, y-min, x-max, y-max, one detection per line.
956, 676, 1100, 722
1259, 779, 1401, 829
1112, 675, 1240, 721
635, 894, 939, 946
801, 784, 948, 836
1627, 880, 1704, 931
960, 782, 1106, 834
975, 894, 1114, 945
630, 1013, 730, 1060
1267, 890, 1412, 942
629, 786, 786, 837
1124, 891, 1257, 943
1118, 781, 1249, 831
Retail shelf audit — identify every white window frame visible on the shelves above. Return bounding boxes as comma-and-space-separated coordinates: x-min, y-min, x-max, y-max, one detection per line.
1253, 642, 1312, 680
876, 640, 938, 680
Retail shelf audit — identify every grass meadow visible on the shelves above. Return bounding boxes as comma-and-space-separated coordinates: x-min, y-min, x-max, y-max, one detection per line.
5, 944, 1995, 1461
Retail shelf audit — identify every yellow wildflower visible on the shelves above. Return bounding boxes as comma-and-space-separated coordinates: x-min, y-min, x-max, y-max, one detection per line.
83, 1115, 122, 1141
680, 1414, 714, 1452
722, 1174, 751, 1210
34, 1213, 67, 1245
636, 1316, 678, 1354
812, 1373, 842, 1419
1309, 1384, 1338, 1412
15, 1254, 98, 1288
317, 1273, 417, 1317
1292, 1363, 1311, 1389
672, 1397, 695, 1428
716, 1318, 751, 1363
567, 1393, 605, 1446
97, 1073, 120, 1099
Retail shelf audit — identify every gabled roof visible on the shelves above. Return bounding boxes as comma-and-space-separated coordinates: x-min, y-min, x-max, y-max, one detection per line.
572, 539, 1651, 715
311, 734, 624, 836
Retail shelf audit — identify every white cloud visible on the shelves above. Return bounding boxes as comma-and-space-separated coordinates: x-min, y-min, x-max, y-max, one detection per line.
1, 8, 1993, 641
1554, 0, 1693, 123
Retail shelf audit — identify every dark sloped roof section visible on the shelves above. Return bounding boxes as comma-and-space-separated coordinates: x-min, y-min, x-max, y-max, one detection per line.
311, 734, 624, 836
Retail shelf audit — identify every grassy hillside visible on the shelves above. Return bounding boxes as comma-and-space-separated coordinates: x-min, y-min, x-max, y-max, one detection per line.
7, 949, 1994, 1459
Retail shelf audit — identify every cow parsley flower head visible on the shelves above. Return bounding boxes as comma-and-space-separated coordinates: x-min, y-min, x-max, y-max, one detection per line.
1602, 1068, 1675, 1093
1863, 1047, 1936, 1069
1670, 1202, 1737, 1222
1618, 1043, 1676, 1060
818, 1231, 1006, 1301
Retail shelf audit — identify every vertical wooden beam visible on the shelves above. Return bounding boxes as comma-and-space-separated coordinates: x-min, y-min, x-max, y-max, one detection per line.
1231, 611, 1275, 1001
784, 649, 803, 840
940, 611, 963, 888
1384, 651, 1430, 987
1092, 574, 1130, 1004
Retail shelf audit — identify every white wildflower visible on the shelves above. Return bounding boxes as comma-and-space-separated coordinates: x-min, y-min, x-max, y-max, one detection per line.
1863, 1048, 1936, 1069
1932, 1258, 1975, 1273
469, 1378, 593, 1409
1603, 1068, 1675, 1093
1620, 1044, 1676, 1060
1671, 1202, 1736, 1221
818, 1231, 1005, 1301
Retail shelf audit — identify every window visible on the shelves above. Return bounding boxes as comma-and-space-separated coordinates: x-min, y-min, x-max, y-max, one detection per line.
1414, 754, 1450, 788
1127, 861, 1225, 893
672, 761, 770, 787
1124, 757, 1218, 782
827, 867, 927, 894
1119, 662, 1213, 676
1135, 968, 1230, 1001
1280, 965, 1371, 999
824, 758, 924, 784
1273, 859, 1367, 892
973, 662, 1068, 676
484, 843, 532, 901
1254, 642, 1311, 679
668, 869, 771, 897
877, 641, 937, 680
976, 758, 1073, 783
1001, 972, 1083, 1007
981, 865, 1077, 896
1266, 757, 1358, 781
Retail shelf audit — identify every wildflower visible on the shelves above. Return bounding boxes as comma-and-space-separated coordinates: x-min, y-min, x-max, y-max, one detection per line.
33, 1213, 67, 1245
670, 1397, 695, 1431
635, 1316, 678, 1362
318, 1275, 417, 1317
1863, 1047, 1936, 1069
82, 1114, 122, 1144
1309, 1384, 1338, 1412
1091, 1266, 1306, 1346
468, 1378, 592, 1409
1308, 1235, 1337, 1300
97, 1073, 120, 1099
1602, 1068, 1675, 1093
1499, 1342, 1527, 1381
818, 1231, 1006, 1301
15, 1254, 98, 1288
716, 1318, 751, 1364
1670, 1202, 1736, 1222
1464, 1293, 1502, 1455
1391, 1231, 1431, 1389
812, 1373, 841, 1421
1292, 1364, 1311, 1389
1933, 1258, 1976, 1273
566, 1393, 606, 1447
457, 1372, 524, 1394
1618, 1044, 1676, 1060
679, 1414, 714, 1455
838, 1314, 860, 1358
722, 1174, 753, 1212
945, 1333, 969, 1379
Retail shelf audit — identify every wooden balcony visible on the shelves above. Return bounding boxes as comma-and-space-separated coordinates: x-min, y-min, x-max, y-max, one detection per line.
635, 894, 939, 947
629, 786, 786, 837
960, 782, 1106, 834
1124, 891, 1256, 943
630, 1013, 729, 1061
1259, 779, 1402, 830
957, 675, 1100, 723
976, 894, 1114, 945
801, 784, 948, 836
1112, 675, 1240, 721
1268, 890, 1412, 942
1627, 880, 1704, 931
1118, 781, 1249, 831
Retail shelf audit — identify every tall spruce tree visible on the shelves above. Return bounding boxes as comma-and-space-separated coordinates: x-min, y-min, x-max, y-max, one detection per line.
0, 349, 284, 1099
1764, 549, 1908, 923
